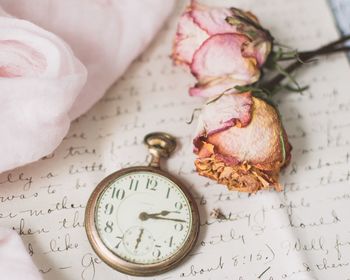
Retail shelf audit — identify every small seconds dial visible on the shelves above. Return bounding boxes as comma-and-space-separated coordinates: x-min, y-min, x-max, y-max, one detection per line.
95, 171, 192, 264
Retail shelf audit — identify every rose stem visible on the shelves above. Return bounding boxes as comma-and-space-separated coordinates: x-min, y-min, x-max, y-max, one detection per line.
262, 35, 350, 92
278, 46, 350, 61
316, 34, 350, 51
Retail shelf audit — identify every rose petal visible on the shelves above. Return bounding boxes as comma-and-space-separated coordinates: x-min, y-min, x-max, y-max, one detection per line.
191, 33, 258, 81
207, 97, 288, 169
189, 76, 254, 97
189, 81, 237, 97
190, 1, 235, 35
201, 92, 253, 134
194, 156, 282, 193
242, 41, 272, 66
230, 8, 260, 25
194, 92, 253, 152
172, 12, 208, 65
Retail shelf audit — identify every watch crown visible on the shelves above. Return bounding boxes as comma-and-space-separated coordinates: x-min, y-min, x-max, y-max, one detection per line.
144, 132, 177, 168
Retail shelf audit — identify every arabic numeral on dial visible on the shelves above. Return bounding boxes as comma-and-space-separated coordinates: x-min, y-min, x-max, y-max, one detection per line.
104, 221, 114, 233
168, 236, 174, 247
104, 203, 114, 215
145, 178, 157, 191
129, 179, 139, 191
112, 187, 125, 200
115, 236, 123, 249
166, 187, 171, 199
153, 248, 161, 258
175, 202, 183, 210
115, 240, 122, 249
174, 223, 184, 232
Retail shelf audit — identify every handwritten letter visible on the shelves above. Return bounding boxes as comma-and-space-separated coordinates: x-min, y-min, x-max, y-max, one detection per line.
1, 0, 350, 279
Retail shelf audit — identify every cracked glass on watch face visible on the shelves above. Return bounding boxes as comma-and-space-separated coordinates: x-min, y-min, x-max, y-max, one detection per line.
95, 171, 192, 264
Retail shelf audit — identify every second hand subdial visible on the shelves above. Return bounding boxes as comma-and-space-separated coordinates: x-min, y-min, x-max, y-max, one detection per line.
135, 228, 144, 250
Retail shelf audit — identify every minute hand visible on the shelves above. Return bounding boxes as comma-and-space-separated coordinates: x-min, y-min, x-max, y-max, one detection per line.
139, 212, 186, 223
149, 216, 187, 223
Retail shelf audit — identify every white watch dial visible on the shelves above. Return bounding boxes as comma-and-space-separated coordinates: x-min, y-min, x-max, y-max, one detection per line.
95, 171, 192, 264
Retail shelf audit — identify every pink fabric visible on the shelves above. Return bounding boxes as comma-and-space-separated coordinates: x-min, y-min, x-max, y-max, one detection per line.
0, 0, 175, 173
0, 228, 42, 280
0, 7, 87, 173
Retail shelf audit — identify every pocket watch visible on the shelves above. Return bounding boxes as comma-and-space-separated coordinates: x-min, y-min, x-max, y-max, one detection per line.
85, 132, 200, 276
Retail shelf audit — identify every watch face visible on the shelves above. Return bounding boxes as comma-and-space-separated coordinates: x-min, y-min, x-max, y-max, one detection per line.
94, 171, 192, 265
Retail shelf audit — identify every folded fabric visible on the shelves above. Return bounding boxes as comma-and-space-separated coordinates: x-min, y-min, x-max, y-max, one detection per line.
0, 228, 42, 280
0, 0, 175, 173
0, 0, 175, 118
0, 6, 87, 173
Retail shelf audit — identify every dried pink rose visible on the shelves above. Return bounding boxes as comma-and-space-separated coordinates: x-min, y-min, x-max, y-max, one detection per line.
194, 93, 292, 193
172, 1, 272, 98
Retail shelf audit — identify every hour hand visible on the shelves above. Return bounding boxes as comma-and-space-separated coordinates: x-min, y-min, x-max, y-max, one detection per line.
158, 210, 179, 216
140, 210, 179, 219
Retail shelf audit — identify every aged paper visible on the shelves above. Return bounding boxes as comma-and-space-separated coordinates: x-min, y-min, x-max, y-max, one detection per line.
1, 0, 350, 279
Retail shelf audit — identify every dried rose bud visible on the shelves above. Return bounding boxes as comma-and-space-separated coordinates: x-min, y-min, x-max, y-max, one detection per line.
194, 92, 292, 193
172, 1, 272, 98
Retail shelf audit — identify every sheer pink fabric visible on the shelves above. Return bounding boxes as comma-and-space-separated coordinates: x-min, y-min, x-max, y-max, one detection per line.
0, 0, 174, 173
0, 228, 42, 280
